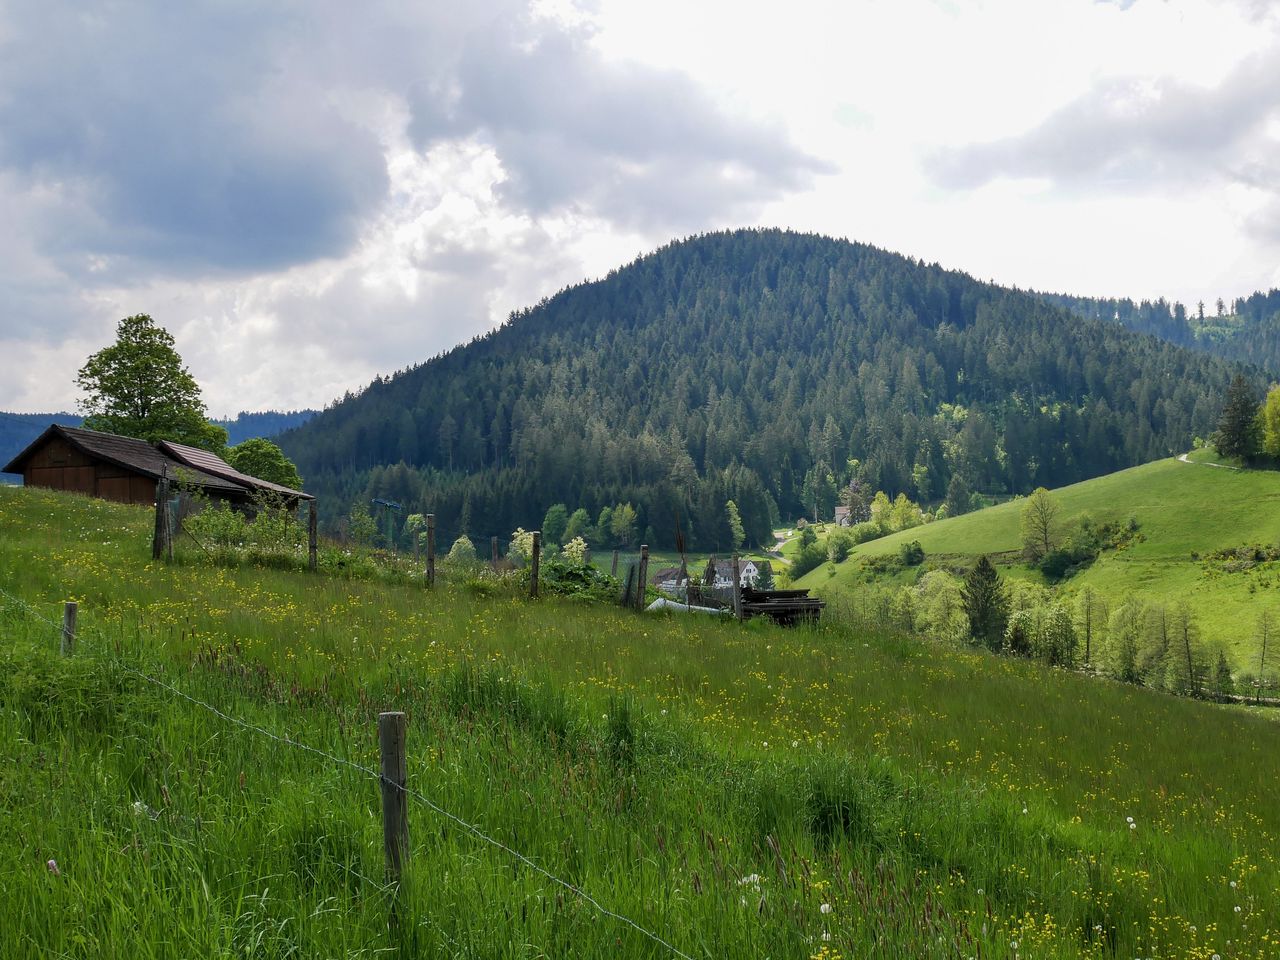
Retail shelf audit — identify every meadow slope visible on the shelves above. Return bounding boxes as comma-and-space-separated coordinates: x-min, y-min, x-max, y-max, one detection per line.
798, 454, 1280, 662
1, 485, 1278, 959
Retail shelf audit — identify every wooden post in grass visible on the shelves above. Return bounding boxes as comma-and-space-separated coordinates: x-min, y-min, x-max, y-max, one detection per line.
491, 536, 499, 569
731, 553, 743, 621
308, 501, 318, 572
636, 545, 650, 611
61, 601, 77, 657
378, 711, 409, 882
611, 550, 619, 577
425, 514, 436, 588
530, 531, 541, 599
621, 563, 636, 607
152, 470, 170, 561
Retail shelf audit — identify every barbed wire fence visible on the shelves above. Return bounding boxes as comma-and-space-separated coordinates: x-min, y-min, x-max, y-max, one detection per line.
0, 584, 696, 960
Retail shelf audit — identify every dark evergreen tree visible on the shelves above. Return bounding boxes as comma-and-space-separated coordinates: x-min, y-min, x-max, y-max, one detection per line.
962, 556, 1007, 651
1213, 374, 1262, 460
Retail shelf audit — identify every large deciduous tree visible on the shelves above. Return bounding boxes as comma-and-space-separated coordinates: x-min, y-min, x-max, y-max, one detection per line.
1019, 487, 1061, 563
77, 314, 227, 452
1212, 374, 1261, 461
226, 438, 303, 490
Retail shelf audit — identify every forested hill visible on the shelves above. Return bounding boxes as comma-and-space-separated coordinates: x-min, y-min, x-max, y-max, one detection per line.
1040, 289, 1280, 374
279, 228, 1248, 551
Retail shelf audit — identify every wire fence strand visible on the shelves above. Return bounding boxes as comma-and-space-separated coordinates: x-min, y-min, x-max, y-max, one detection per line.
0, 586, 696, 960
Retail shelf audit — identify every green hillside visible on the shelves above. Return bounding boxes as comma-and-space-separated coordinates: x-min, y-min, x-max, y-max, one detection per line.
798, 452, 1280, 663
3, 484, 1280, 958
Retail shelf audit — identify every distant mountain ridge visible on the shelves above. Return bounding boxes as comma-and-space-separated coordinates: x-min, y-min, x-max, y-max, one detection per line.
1038, 289, 1280, 374
279, 228, 1251, 551
0, 409, 318, 483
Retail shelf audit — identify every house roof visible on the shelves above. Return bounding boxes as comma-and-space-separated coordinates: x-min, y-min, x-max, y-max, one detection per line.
158, 440, 312, 500
3, 424, 247, 494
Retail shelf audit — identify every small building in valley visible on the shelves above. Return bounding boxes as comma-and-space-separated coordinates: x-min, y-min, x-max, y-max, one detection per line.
2, 424, 311, 507
653, 557, 773, 596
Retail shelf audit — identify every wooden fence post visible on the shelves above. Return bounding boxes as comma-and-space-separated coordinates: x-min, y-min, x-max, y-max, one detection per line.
732, 553, 743, 621
530, 531, 541, 599
636, 545, 650, 611
621, 563, 636, 607
425, 514, 436, 588
308, 501, 318, 572
152, 473, 170, 561
611, 550, 619, 577
378, 711, 409, 882
491, 536, 499, 569
61, 601, 77, 657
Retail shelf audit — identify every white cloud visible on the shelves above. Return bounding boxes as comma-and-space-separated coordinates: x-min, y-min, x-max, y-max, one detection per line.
3, 0, 1280, 414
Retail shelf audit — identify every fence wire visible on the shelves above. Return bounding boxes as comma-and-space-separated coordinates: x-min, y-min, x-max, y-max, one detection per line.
0, 585, 696, 960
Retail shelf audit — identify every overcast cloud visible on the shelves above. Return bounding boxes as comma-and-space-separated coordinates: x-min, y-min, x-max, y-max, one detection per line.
2, 0, 1279, 414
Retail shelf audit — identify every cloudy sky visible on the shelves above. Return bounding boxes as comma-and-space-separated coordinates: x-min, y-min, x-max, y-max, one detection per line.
3, 0, 1279, 415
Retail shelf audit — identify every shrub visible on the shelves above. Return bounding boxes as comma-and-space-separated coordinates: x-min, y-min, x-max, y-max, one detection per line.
827, 529, 854, 563
789, 542, 828, 579
898, 540, 925, 566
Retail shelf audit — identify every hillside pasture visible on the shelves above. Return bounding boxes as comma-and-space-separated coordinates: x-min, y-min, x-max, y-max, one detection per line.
1, 485, 1278, 958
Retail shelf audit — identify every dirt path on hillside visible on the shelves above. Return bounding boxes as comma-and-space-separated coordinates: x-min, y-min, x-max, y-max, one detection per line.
1177, 452, 1240, 470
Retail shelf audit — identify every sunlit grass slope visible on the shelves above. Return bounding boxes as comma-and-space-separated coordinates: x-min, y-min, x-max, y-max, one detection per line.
798, 455, 1280, 660
2, 484, 1279, 959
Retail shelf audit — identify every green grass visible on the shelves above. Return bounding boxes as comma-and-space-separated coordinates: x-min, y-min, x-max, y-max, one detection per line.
2, 484, 1280, 958
799, 455, 1280, 663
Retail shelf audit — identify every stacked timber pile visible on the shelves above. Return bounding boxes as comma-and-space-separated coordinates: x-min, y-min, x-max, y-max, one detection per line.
741, 587, 825, 626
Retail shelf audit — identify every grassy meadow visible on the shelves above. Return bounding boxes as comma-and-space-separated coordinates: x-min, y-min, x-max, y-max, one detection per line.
2, 484, 1279, 958
797, 454, 1280, 664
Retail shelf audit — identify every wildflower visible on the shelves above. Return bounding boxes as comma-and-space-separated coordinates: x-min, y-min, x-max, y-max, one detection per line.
1230, 880, 1237, 888
739, 874, 761, 887
820, 903, 832, 914
1129, 822, 1136, 830
1010, 940, 1018, 950
46, 859, 59, 876
1125, 816, 1134, 823
1234, 906, 1242, 913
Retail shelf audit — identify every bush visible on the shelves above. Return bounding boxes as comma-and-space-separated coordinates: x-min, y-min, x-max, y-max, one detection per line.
898, 540, 925, 566
827, 529, 854, 563
789, 542, 828, 579
848, 521, 883, 545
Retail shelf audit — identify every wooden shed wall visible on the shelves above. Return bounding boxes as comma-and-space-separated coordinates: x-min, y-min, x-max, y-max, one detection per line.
22, 436, 157, 505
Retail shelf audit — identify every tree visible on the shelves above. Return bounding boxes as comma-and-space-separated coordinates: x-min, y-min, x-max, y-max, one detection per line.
542, 503, 569, 546
1261, 386, 1280, 459
1213, 649, 1234, 701
1166, 601, 1205, 697
1256, 610, 1272, 705
943, 471, 972, 519
725, 500, 745, 551
610, 502, 638, 548
404, 513, 427, 560
962, 556, 1007, 650
1019, 487, 1061, 563
226, 438, 303, 490
347, 501, 378, 548
563, 508, 593, 544
76, 314, 227, 452
839, 474, 872, 524
1212, 374, 1261, 461
1106, 599, 1144, 684
1076, 586, 1106, 666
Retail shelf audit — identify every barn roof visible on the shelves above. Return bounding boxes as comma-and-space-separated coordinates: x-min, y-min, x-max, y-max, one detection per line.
158, 440, 313, 500
2, 424, 246, 494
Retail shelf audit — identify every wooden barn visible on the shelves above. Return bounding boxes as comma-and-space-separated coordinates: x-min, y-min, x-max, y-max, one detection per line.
2, 424, 311, 506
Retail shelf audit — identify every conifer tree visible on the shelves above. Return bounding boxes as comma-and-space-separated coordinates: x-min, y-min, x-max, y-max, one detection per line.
1212, 374, 1261, 460
962, 556, 1007, 650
